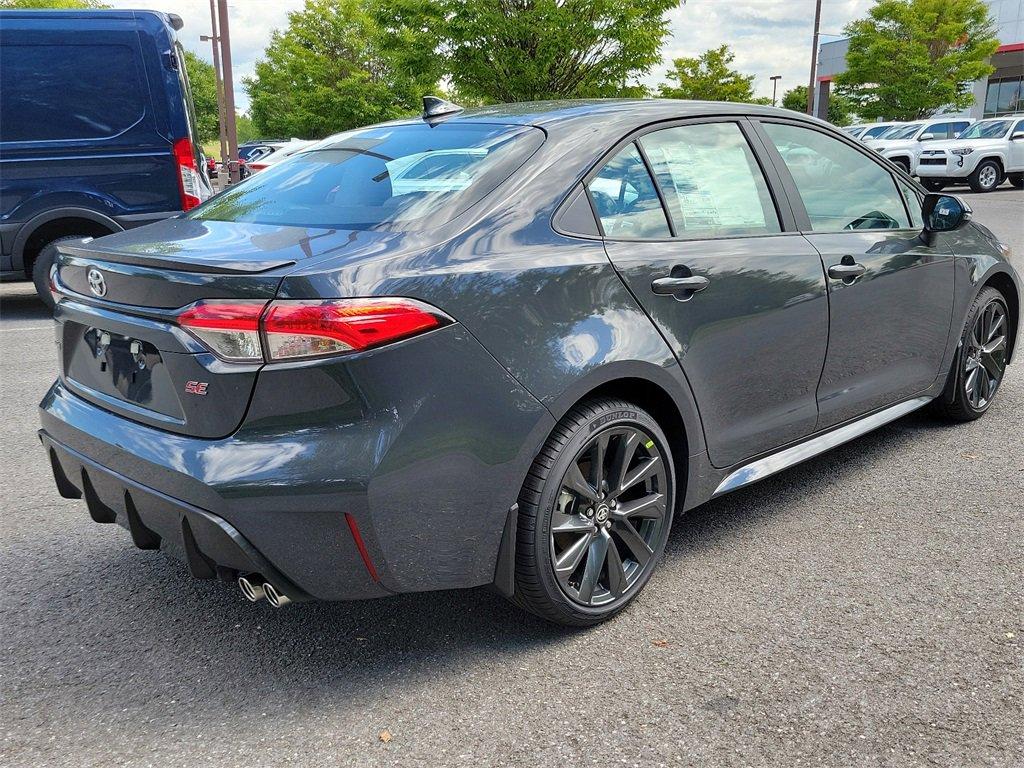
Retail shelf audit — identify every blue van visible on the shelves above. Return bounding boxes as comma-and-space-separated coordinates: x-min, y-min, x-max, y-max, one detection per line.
0, 9, 211, 305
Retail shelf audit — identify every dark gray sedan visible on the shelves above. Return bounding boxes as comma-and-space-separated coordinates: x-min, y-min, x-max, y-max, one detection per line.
41, 99, 1020, 626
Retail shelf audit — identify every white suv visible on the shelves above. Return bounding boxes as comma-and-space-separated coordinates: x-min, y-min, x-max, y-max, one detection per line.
917, 116, 1024, 192
862, 117, 973, 175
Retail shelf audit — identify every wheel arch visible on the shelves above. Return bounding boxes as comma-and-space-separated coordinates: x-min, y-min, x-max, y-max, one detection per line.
12, 207, 122, 275
983, 270, 1019, 364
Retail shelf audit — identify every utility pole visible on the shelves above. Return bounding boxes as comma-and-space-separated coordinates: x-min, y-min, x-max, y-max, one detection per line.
807, 0, 822, 116
200, 0, 228, 176
770, 75, 782, 107
217, 0, 240, 184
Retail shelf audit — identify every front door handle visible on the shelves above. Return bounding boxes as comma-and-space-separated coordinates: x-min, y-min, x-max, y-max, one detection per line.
827, 261, 866, 281
651, 275, 710, 297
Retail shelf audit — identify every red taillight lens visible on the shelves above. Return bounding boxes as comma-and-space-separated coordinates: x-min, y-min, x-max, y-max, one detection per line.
173, 137, 203, 211
263, 299, 448, 361
178, 301, 266, 362
176, 298, 450, 363
247, 163, 267, 172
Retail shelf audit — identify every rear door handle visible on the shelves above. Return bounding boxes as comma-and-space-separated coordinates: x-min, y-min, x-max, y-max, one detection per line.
651, 275, 710, 296
827, 262, 866, 281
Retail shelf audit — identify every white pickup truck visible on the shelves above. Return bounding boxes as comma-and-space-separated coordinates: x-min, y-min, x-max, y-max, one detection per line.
916, 115, 1024, 192
862, 117, 973, 175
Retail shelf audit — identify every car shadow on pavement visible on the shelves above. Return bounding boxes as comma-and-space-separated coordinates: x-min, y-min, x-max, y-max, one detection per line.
0, 288, 51, 322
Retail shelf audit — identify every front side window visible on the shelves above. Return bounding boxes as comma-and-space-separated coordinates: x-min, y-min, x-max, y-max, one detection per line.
897, 179, 925, 229
638, 122, 780, 239
586, 144, 671, 239
762, 122, 911, 232
192, 122, 544, 231
959, 120, 1013, 139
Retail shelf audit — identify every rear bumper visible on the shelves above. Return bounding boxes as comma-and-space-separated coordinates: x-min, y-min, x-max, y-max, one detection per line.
39, 324, 554, 601
41, 431, 315, 602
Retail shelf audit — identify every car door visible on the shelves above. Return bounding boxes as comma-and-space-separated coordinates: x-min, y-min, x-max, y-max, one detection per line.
590, 119, 829, 468
754, 120, 954, 429
1009, 119, 1024, 171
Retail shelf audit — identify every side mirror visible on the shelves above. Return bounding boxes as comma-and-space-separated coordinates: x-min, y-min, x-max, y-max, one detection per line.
922, 193, 971, 239
1012, 131, 1024, 141
918, 133, 937, 142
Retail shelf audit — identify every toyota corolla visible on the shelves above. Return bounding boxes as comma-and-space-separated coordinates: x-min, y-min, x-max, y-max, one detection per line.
40, 99, 1020, 626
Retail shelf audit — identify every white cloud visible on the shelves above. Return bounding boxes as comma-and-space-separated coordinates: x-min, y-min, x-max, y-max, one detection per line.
108, 0, 875, 112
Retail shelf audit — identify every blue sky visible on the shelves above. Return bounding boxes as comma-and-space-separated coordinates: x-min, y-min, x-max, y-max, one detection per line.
108, 0, 874, 112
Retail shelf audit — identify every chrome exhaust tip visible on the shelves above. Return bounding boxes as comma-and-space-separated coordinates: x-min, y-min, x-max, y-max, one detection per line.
238, 575, 266, 602
263, 582, 292, 608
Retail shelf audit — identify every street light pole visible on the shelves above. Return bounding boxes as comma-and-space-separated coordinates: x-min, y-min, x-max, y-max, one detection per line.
216, 0, 239, 184
807, 0, 823, 116
200, 0, 227, 175
770, 75, 782, 107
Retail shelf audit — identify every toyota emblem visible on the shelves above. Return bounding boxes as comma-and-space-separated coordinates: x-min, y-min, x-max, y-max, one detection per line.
87, 267, 107, 298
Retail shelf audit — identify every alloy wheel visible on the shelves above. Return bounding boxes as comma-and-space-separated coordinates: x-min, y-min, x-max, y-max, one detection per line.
964, 299, 1007, 409
549, 427, 669, 607
978, 164, 998, 190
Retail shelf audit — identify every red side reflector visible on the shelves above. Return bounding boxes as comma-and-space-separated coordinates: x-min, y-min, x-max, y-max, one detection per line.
345, 513, 379, 582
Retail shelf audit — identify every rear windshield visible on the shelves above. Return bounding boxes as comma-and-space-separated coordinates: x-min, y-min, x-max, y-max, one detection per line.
192, 122, 545, 231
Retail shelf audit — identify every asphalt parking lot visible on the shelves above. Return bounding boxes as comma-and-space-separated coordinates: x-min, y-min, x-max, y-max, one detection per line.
1, 188, 1022, 768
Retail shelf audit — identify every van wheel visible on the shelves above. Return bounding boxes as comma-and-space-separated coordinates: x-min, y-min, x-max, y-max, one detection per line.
1009, 173, 1024, 190
921, 179, 947, 192
31, 235, 83, 310
968, 160, 1001, 193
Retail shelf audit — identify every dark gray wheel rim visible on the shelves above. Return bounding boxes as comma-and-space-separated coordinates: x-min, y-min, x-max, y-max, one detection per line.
549, 427, 669, 607
964, 299, 1007, 409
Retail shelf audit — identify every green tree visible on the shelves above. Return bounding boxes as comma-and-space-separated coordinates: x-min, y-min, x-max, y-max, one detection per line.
377, 0, 679, 102
182, 50, 219, 144
244, 0, 436, 138
781, 84, 856, 126
658, 45, 770, 104
235, 114, 258, 144
835, 0, 998, 120
0, 0, 107, 7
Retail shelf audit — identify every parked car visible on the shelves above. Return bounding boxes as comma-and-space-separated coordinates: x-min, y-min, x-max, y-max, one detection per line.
40, 99, 1019, 626
856, 122, 905, 141
917, 115, 1024, 192
244, 140, 316, 173
0, 9, 212, 306
843, 125, 870, 139
863, 117, 974, 175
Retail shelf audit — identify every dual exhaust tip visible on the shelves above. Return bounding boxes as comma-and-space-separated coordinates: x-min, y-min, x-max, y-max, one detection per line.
238, 575, 291, 608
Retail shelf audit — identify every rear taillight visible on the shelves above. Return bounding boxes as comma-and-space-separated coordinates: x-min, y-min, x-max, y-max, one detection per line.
247, 163, 267, 172
177, 298, 450, 363
173, 137, 204, 211
178, 301, 265, 362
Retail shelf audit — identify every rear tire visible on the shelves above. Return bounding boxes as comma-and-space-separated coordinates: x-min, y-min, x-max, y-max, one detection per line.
512, 398, 676, 627
1009, 173, 1024, 190
968, 159, 1002, 193
932, 286, 1010, 422
921, 178, 947, 192
31, 235, 84, 310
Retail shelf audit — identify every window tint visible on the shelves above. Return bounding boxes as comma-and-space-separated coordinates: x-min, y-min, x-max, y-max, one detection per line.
960, 120, 1013, 139
193, 123, 544, 232
639, 122, 780, 239
587, 144, 670, 239
898, 180, 924, 229
762, 123, 911, 232
0, 44, 145, 142
863, 125, 896, 139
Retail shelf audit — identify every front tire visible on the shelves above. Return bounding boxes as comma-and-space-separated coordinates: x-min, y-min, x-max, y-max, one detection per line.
968, 159, 1002, 193
933, 286, 1010, 422
513, 398, 676, 626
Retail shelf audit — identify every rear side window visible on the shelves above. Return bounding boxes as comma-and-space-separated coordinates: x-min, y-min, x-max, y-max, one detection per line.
586, 144, 670, 239
762, 122, 911, 232
0, 44, 145, 142
639, 122, 780, 239
193, 122, 544, 231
